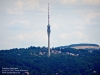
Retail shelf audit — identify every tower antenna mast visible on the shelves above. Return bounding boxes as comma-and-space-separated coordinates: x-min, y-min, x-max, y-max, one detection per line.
47, 3, 51, 57
48, 3, 49, 25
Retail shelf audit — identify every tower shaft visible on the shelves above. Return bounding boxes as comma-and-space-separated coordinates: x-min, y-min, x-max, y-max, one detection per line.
48, 34, 50, 57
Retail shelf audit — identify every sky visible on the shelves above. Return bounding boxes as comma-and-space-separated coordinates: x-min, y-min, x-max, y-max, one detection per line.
0, 0, 100, 49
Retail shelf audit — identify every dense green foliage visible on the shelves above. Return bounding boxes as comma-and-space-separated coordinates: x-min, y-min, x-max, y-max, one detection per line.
0, 47, 100, 75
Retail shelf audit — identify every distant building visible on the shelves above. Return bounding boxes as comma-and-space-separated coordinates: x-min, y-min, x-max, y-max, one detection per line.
39, 52, 43, 55
68, 43, 100, 49
24, 72, 29, 75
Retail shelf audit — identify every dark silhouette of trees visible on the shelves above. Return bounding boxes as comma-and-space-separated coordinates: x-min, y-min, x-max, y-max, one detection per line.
0, 47, 100, 75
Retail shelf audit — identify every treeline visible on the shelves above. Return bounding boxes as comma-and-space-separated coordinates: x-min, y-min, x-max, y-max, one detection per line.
0, 47, 100, 75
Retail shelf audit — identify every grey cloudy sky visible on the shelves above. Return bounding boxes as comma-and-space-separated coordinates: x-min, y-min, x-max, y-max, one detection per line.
0, 0, 100, 49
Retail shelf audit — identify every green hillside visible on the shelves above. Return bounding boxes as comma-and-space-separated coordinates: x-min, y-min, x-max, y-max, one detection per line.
0, 47, 100, 75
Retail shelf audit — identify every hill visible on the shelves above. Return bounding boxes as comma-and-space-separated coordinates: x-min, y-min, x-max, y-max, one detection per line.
0, 46, 100, 75
56, 43, 100, 50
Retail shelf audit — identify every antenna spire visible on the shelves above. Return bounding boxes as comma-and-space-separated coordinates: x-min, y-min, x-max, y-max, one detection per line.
48, 3, 50, 25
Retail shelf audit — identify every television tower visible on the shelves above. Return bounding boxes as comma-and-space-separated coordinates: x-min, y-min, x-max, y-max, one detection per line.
47, 3, 51, 57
